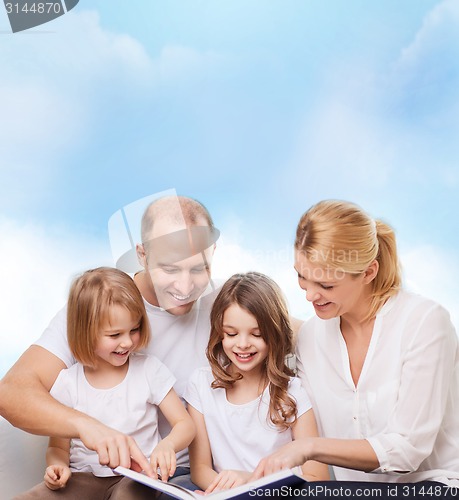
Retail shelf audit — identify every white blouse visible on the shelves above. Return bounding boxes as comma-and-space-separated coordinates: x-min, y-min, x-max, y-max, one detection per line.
296, 290, 459, 485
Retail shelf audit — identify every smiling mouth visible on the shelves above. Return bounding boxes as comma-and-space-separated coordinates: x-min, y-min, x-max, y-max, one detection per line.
170, 292, 192, 302
314, 302, 331, 307
113, 350, 129, 356
235, 352, 256, 360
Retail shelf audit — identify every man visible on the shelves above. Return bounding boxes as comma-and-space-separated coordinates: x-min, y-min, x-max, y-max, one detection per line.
0, 195, 219, 484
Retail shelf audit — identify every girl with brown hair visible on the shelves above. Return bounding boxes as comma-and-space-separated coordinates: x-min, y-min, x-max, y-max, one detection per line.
185, 272, 329, 494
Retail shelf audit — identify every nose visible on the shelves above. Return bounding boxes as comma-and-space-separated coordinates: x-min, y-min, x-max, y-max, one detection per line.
306, 287, 321, 303
119, 333, 133, 348
175, 272, 195, 296
236, 333, 251, 349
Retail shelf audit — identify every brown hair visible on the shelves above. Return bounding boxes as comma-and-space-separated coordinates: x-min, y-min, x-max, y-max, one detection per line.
67, 267, 150, 367
295, 200, 401, 320
207, 272, 297, 430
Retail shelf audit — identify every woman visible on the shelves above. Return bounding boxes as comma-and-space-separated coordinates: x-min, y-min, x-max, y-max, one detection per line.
253, 200, 459, 487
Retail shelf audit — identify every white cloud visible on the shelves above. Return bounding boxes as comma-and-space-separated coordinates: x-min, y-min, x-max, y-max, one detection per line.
0, 10, 231, 210
396, 0, 459, 72
0, 217, 110, 377
287, 95, 393, 189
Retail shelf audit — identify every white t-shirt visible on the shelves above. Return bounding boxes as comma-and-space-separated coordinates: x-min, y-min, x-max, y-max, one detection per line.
35, 283, 220, 467
50, 353, 175, 477
296, 289, 459, 486
185, 366, 312, 473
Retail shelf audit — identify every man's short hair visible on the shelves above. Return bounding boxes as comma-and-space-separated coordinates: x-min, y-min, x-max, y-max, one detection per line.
141, 195, 215, 244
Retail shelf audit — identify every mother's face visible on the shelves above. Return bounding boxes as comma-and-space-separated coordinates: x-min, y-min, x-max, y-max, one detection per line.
294, 250, 374, 320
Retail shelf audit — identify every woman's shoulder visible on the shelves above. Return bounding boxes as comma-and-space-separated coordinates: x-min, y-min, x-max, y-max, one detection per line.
296, 314, 339, 348
385, 289, 454, 324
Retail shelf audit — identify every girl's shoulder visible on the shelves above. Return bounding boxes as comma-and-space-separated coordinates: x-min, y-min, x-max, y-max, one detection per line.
130, 353, 175, 378
287, 375, 306, 394
189, 365, 213, 384
286, 376, 312, 414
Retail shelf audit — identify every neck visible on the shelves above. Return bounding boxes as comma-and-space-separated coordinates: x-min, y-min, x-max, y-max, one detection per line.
231, 365, 267, 390
84, 359, 129, 389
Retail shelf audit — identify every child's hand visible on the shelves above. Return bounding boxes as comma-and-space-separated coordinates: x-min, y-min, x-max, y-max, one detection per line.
44, 464, 71, 490
149, 439, 176, 482
205, 470, 251, 494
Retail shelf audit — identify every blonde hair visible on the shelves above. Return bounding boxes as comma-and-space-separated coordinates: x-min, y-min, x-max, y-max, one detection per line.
207, 272, 297, 431
67, 267, 150, 367
295, 200, 401, 320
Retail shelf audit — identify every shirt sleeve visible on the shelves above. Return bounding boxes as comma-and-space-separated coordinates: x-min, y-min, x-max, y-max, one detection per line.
33, 306, 76, 368
144, 355, 176, 406
49, 367, 76, 408
367, 303, 457, 474
288, 376, 312, 418
183, 368, 205, 413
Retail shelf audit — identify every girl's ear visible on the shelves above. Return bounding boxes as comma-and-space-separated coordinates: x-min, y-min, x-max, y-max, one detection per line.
136, 244, 147, 269
363, 260, 379, 284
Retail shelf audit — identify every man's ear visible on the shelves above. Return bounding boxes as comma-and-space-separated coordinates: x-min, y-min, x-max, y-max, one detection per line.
136, 243, 147, 269
363, 260, 379, 284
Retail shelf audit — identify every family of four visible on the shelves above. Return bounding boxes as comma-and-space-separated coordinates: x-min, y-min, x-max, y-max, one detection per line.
0, 195, 458, 499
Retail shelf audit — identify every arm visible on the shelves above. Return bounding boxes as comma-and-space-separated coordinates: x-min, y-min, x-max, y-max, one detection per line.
292, 409, 329, 481
0, 346, 153, 475
252, 437, 378, 480
44, 437, 72, 490
187, 405, 250, 493
188, 404, 219, 490
151, 389, 196, 481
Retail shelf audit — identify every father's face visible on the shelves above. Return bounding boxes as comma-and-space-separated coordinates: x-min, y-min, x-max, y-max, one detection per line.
141, 218, 215, 315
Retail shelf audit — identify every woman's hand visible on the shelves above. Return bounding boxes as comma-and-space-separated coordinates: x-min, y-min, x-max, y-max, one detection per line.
149, 439, 176, 481
44, 464, 71, 490
251, 440, 308, 480
204, 470, 251, 494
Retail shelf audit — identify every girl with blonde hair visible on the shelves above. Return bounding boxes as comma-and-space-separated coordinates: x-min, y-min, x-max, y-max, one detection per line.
185, 272, 329, 494
253, 200, 459, 488
17, 267, 195, 500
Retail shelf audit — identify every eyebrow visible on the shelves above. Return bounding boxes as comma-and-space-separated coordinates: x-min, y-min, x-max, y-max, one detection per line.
222, 324, 260, 331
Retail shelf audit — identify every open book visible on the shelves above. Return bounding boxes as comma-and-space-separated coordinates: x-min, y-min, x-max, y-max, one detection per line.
114, 465, 305, 499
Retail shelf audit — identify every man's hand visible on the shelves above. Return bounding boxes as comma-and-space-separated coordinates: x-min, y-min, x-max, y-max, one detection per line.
205, 470, 251, 494
78, 418, 154, 476
44, 465, 71, 490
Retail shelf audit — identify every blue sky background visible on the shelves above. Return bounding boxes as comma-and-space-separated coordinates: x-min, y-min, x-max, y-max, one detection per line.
1, 0, 458, 377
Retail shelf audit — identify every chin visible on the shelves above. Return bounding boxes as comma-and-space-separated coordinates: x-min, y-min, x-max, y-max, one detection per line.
165, 301, 196, 316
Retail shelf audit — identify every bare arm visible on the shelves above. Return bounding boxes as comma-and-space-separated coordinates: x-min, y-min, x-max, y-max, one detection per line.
151, 389, 196, 480
188, 404, 219, 490
0, 345, 153, 474
292, 410, 329, 481
44, 437, 72, 490
252, 436, 378, 480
